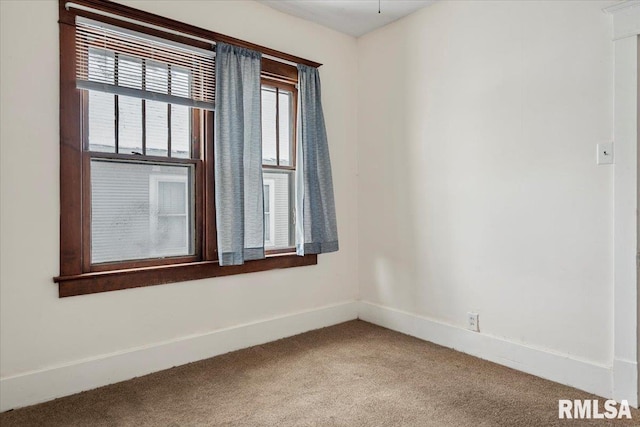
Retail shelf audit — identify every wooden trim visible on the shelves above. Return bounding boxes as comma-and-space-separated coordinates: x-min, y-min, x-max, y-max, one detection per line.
265, 247, 296, 256
56, 254, 318, 297
59, 0, 76, 25
204, 110, 217, 261
261, 78, 298, 93
80, 93, 91, 271
90, 255, 199, 272
262, 58, 298, 84
193, 158, 204, 261
88, 151, 198, 165
114, 94, 120, 152
81, 153, 92, 271
192, 109, 201, 159
59, 4, 84, 276
191, 110, 204, 261
62, 0, 322, 68
275, 86, 280, 165
261, 165, 296, 172
291, 84, 298, 169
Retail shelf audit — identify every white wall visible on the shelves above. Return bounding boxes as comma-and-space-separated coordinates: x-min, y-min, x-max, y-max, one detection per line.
0, 0, 358, 408
608, 2, 640, 406
358, 0, 615, 367
2, 0, 634, 412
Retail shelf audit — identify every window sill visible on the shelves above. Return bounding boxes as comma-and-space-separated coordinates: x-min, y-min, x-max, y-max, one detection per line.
54, 253, 317, 297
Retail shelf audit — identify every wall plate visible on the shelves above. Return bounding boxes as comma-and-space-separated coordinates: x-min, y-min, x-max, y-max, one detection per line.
597, 142, 614, 165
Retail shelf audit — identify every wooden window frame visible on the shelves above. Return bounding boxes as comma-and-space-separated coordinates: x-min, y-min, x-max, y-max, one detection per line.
54, 0, 317, 298
261, 78, 298, 171
261, 78, 298, 255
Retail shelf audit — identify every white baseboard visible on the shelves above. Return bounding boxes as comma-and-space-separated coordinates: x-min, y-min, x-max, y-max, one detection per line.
613, 358, 639, 407
3, 300, 632, 413
358, 301, 614, 401
0, 301, 359, 412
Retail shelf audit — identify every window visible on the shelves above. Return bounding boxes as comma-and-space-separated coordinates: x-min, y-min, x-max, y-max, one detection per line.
261, 82, 297, 251
55, 0, 319, 297
77, 17, 206, 270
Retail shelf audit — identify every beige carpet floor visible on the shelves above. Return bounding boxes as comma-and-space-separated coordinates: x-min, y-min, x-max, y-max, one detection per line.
1, 320, 638, 426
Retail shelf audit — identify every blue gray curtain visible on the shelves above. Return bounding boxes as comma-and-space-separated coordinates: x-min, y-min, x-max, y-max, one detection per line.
295, 64, 339, 255
214, 43, 264, 266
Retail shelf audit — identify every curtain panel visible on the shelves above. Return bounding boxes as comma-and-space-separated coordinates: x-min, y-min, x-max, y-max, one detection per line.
214, 42, 264, 266
295, 64, 339, 255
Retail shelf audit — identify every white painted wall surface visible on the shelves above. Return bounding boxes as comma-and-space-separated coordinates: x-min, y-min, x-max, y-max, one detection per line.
606, 0, 640, 407
0, 0, 358, 407
357, 0, 615, 367
2, 0, 634, 412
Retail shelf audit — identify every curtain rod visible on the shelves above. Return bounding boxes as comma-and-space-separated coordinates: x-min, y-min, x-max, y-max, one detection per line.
63, 0, 319, 68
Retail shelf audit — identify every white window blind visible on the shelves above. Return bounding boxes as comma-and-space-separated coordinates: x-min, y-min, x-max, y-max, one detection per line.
76, 18, 215, 110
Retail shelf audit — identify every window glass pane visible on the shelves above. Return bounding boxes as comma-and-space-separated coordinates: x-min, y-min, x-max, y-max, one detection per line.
263, 182, 274, 246
263, 185, 270, 211
278, 90, 292, 166
261, 86, 277, 165
171, 67, 190, 97
146, 61, 168, 94
264, 214, 271, 242
157, 216, 188, 253
262, 170, 293, 248
88, 91, 115, 152
118, 55, 142, 89
91, 160, 194, 263
146, 100, 168, 156
171, 104, 190, 158
156, 180, 188, 253
88, 48, 115, 84
158, 181, 186, 215
118, 95, 143, 154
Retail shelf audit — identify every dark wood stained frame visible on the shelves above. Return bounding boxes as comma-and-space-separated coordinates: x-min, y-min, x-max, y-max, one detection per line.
262, 77, 298, 254
55, 0, 318, 297
59, 0, 321, 68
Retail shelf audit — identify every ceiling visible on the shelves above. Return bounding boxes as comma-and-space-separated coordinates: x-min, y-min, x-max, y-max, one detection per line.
258, 0, 436, 38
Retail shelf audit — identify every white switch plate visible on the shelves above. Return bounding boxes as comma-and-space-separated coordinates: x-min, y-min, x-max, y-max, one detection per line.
597, 142, 614, 165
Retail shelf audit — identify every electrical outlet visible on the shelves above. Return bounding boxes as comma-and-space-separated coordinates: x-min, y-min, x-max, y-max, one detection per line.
467, 312, 479, 332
